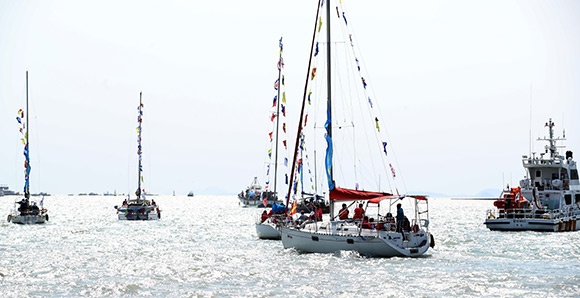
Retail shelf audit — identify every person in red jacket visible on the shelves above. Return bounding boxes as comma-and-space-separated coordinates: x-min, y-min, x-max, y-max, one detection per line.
261, 210, 269, 223
353, 203, 365, 221
315, 205, 323, 221
338, 203, 349, 220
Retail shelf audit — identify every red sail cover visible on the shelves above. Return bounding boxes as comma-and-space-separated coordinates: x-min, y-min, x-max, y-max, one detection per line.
329, 187, 427, 203
330, 187, 394, 202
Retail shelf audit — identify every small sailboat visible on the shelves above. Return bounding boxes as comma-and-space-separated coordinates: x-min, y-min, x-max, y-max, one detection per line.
485, 118, 580, 231
116, 92, 160, 220
255, 37, 293, 239
241, 37, 290, 210
280, 0, 433, 257
8, 71, 49, 224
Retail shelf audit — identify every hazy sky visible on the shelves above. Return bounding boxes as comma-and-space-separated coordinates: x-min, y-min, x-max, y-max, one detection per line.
1, 0, 579, 196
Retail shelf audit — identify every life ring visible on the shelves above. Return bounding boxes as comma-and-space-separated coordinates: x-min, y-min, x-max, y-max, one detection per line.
7, 215, 11, 222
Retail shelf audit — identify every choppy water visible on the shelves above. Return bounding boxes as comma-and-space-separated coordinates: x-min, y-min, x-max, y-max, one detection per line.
1, 196, 579, 297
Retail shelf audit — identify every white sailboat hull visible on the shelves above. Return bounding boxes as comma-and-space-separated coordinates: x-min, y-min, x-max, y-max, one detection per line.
8, 214, 48, 224
280, 223, 431, 258
118, 212, 160, 221
117, 204, 160, 220
256, 223, 281, 240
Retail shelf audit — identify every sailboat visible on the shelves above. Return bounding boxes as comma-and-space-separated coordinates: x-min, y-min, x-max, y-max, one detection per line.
116, 92, 160, 220
280, 0, 433, 257
255, 37, 293, 240
8, 71, 49, 224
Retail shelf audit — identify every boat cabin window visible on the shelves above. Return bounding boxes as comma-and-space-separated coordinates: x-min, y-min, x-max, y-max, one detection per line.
571, 169, 579, 180
575, 194, 580, 204
565, 194, 572, 205
535, 170, 542, 178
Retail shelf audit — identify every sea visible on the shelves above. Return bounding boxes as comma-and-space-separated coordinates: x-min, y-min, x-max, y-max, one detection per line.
0, 195, 579, 297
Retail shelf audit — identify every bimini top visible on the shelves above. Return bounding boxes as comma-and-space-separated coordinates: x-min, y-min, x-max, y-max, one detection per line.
330, 187, 427, 203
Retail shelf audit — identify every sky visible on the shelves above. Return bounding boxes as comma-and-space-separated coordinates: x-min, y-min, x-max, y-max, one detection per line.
0, 0, 579, 197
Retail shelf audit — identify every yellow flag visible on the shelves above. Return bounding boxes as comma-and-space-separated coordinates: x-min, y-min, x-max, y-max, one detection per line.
318, 17, 322, 32
282, 92, 286, 103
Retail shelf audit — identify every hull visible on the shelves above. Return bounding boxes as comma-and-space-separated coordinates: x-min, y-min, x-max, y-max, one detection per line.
8, 213, 48, 224
256, 223, 281, 240
238, 197, 278, 208
117, 205, 160, 221
280, 223, 431, 258
485, 217, 579, 232
118, 212, 160, 220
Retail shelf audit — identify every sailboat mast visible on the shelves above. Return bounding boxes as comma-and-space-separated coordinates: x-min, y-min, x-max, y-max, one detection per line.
25, 71, 30, 199
273, 38, 283, 194
286, 0, 323, 208
325, 0, 333, 184
136, 92, 142, 199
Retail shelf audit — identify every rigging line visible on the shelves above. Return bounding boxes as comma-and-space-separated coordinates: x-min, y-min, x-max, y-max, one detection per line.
344, 2, 405, 193
340, 1, 398, 185
286, 0, 323, 208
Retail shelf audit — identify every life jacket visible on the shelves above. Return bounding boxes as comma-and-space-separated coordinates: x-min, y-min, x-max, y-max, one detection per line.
339, 209, 349, 220
353, 207, 364, 219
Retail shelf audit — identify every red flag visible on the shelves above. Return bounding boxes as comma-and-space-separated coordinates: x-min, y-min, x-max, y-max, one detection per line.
290, 201, 297, 215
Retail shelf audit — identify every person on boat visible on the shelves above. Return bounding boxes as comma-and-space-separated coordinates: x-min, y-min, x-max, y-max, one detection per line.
261, 210, 269, 223
338, 203, 349, 220
361, 216, 370, 229
297, 210, 308, 226
385, 212, 396, 231
396, 203, 404, 235
403, 216, 411, 232
151, 199, 156, 206
353, 203, 365, 221
30, 202, 39, 215
314, 205, 323, 221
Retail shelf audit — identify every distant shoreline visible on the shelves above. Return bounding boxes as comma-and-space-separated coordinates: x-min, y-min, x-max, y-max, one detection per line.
451, 197, 497, 200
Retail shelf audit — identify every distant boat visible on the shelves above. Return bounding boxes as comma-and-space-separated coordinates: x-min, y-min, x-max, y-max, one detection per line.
0, 184, 17, 196
280, 1, 433, 257
187, 191, 194, 197
116, 92, 160, 220
7, 71, 49, 224
485, 118, 580, 232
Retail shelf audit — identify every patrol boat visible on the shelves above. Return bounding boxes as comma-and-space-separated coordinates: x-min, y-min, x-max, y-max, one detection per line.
485, 119, 580, 231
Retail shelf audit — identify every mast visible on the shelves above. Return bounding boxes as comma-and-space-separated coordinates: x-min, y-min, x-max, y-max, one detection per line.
273, 37, 283, 194
285, 0, 323, 207
136, 92, 143, 199
325, 0, 333, 186
539, 118, 565, 160
25, 71, 30, 199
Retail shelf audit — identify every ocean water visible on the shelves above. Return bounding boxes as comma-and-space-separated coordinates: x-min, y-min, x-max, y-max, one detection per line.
0, 196, 579, 297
